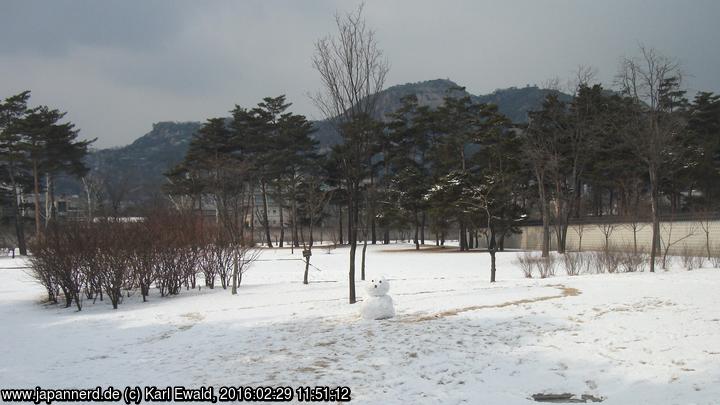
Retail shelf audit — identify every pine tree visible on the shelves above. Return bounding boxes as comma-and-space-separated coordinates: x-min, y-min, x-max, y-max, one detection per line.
685, 92, 720, 206
11, 102, 92, 235
276, 112, 318, 250
0, 91, 32, 254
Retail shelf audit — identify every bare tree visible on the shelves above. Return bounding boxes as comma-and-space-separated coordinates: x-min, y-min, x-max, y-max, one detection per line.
624, 218, 647, 255
572, 223, 585, 252
81, 173, 105, 221
299, 178, 332, 285
596, 222, 617, 252
616, 45, 685, 272
660, 218, 698, 270
694, 208, 713, 260
524, 107, 560, 257
311, 3, 389, 304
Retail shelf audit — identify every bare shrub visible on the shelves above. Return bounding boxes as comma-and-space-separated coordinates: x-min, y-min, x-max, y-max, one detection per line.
214, 239, 236, 289
709, 243, 720, 268
537, 255, 556, 278
680, 245, 694, 270
27, 241, 60, 304
580, 253, 594, 274
28, 223, 89, 310
92, 220, 133, 309
127, 222, 157, 301
710, 254, 720, 268
680, 245, 705, 270
515, 251, 536, 278
199, 241, 219, 289
325, 243, 337, 254
587, 251, 603, 274
618, 249, 648, 273
562, 252, 584, 276
27, 209, 257, 313
657, 254, 673, 270
590, 250, 621, 274
145, 211, 202, 297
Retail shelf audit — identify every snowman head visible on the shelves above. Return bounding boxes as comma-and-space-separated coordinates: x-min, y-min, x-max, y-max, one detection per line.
366, 276, 390, 297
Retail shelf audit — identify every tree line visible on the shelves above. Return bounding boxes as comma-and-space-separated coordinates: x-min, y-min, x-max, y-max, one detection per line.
163, 7, 720, 304
4, 7, 720, 307
0, 91, 93, 253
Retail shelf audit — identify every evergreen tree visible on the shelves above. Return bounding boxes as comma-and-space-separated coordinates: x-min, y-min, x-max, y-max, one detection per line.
0, 91, 32, 254
276, 112, 318, 250
684, 92, 720, 207
6, 100, 92, 236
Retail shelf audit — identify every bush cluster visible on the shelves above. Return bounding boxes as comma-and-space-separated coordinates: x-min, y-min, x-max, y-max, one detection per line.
515, 249, 654, 278
29, 212, 256, 311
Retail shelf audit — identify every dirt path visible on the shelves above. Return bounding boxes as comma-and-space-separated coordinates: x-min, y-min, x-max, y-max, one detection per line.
402, 284, 581, 322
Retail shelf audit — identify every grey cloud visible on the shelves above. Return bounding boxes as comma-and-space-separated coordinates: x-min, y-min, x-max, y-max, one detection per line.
1, 0, 719, 148
0, 0, 192, 55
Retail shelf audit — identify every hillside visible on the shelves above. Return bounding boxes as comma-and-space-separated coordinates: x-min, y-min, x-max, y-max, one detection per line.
64, 80, 571, 203
313, 79, 570, 149
58, 121, 202, 200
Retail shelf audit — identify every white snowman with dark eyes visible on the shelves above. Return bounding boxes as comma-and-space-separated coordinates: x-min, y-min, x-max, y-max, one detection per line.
360, 276, 395, 320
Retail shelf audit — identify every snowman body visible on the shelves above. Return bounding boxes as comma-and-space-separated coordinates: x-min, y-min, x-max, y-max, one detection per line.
360, 277, 395, 320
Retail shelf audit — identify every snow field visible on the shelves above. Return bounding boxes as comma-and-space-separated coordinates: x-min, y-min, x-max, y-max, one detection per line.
0, 244, 719, 404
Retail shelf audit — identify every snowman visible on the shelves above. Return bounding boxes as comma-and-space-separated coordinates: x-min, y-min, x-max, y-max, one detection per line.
360, 276, 395, 320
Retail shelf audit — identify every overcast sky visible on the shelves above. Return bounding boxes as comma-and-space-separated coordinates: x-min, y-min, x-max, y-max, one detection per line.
1, 0, 718, 148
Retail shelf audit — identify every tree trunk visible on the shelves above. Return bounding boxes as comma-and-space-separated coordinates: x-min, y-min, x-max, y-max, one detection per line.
45, 173, 52, 225
303, 257, 310, 285
32, 160, 41, 236
556, 222, 568, 254
348, 229, 357, 303
420, 211, 426, 245
361, 237, 367, 281
348, 184, 358, 304
633, 225, 638, 255
303, 214, 316, 285
338, 205, 344, 245
231, 250, 239, 295
489, 230, 497, 282
293, 198, 300, 248
260, 181, 273, 247
490, 250, 497, 282
278, 189, 285, 248
649, 169, 659, 273
349, 239, 357, 303
347, 203, 352, 245
362, 192, 371, 279
9, 173, 27, 255
705, 225, 711, 260
249, 191, 255, 244
534, 171, 550, 257
414, 210, 420, 250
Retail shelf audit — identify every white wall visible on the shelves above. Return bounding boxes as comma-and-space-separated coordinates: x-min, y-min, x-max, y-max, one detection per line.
506, 220, 719, 256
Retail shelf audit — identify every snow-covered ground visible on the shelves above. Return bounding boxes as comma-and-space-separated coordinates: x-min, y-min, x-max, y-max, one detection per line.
1, 244, 719, 404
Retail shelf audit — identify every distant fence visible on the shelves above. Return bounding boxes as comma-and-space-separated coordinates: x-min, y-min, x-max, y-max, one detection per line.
256, 217, 720, 256
504, 218, 720, 255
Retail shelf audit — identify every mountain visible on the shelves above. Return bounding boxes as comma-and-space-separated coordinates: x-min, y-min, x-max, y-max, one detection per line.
61, 80, 571, 204
57, 121, 202, 201
312, 79, 571, 147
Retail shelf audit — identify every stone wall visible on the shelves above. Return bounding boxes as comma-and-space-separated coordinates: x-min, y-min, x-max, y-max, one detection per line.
504, 219, 720, 256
